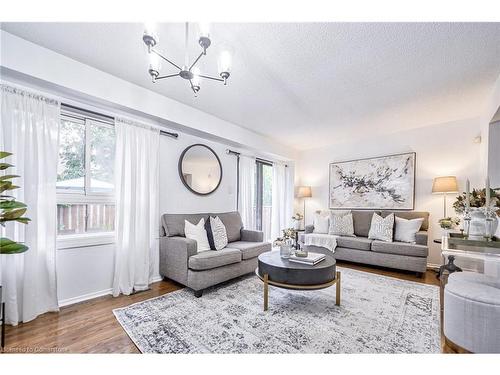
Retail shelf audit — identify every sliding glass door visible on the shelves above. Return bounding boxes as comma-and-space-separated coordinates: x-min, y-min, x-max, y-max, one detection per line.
255, 160, 273, 242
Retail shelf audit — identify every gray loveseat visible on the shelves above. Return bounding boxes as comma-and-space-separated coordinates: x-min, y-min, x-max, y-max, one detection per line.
159, 211, 271, 297
300, 210, 430, 275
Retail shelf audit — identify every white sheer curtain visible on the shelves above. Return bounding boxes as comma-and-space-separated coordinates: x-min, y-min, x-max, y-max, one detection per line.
112, 118, 159, 296
238, 155, 256, 230
0, 84, 60, 325
271, 162, 294, 241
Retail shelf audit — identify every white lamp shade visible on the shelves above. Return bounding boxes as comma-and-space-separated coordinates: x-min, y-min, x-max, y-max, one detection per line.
296, 186, 312, 198
432, 176, 459, 194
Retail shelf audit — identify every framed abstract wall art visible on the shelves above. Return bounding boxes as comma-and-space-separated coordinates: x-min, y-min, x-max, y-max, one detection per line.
329, 152, 416, 210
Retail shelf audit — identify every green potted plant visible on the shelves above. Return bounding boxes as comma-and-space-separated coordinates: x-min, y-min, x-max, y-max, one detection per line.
1, 151, 30, 254
1, 151, 30, 349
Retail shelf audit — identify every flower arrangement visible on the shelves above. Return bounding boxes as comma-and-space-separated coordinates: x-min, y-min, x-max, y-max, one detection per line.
438, 217, 460, 229
453, 187, 500, 216
273, 228, 296, 247
291, 213, 303, 222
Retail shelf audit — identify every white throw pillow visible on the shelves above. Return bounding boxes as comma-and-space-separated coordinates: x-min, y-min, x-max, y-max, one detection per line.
210, 216, 228, 250
313, 212, 330, 234
329, 211, 355, 237
184, 218, 211, 252
394, 216, 424, 243
368, 213, 394, 242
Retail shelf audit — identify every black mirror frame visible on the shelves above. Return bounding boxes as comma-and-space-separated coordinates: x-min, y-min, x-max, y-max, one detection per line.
178, 143, 223, 196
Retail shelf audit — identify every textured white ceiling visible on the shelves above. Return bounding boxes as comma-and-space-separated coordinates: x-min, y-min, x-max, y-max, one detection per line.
2, 22, 500, 150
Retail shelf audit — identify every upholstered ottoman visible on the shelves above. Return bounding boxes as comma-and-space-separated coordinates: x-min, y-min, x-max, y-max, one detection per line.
444, 272, 500, 353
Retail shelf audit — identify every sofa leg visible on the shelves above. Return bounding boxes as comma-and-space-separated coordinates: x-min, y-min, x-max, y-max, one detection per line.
415, 272, 424, 278
194, 289, 203, 298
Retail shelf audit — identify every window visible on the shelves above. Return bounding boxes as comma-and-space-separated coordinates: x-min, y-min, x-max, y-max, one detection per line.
255, 160, 273, 242
56, 110, 116, 248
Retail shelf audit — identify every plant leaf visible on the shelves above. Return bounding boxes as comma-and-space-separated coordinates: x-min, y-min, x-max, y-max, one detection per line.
1, 207, 27, 220
0, 174, 20, 181
0, 201, 27, 210
0, 151, 12, 160
0, 163, 14, 170
0, 237, 28, 254
15, 217, 31, 224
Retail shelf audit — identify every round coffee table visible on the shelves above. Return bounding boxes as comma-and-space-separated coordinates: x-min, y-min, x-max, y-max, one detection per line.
256, 251, 340, 311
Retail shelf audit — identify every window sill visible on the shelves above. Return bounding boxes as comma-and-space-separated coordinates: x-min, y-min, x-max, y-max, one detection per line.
57, 232, 115, 250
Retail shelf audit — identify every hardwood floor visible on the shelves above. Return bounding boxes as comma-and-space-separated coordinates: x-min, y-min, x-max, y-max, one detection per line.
2, 263, 451, 354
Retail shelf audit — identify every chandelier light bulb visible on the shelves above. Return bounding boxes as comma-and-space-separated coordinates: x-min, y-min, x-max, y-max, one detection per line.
218, 49, 232, 84
143, 22, 158, 51
148, 53, 160, 81
192, 67, 202, 87
198, 22, 211, 38
198, 22, 211, 53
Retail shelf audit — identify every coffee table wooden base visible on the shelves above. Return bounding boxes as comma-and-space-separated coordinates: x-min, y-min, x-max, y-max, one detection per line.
255, 270, 341, 311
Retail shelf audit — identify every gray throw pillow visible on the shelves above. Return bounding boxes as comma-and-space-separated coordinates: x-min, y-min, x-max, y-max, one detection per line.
329, 211, 355, 237
368, 213, 394, 242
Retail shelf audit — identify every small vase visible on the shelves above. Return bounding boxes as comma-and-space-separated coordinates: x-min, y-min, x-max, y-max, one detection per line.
293, 221, 301, 230
280, 244, 292, 259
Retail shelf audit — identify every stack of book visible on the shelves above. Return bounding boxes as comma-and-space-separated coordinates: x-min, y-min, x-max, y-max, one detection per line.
289, 252, 326, 266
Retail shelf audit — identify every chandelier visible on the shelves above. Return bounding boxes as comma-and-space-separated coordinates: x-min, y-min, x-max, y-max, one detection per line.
142, 22, 232, 96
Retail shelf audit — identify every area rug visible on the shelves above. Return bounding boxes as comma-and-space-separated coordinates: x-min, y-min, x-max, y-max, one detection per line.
113, 267, 440, 353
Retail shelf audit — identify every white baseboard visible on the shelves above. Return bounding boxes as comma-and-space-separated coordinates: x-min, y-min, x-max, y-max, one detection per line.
58, 288, 113, 307
58, 274, 164, 307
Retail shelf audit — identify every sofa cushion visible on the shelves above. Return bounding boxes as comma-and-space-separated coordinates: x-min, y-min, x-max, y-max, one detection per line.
371, 240, 428, 257
381, 211, 429, 231
162, 213, 209, 237
226, 241, 272, 260
188, 248, 242, 271
352, 210, 380, 237
336, 236, 373, 251
212, 211, 243, 242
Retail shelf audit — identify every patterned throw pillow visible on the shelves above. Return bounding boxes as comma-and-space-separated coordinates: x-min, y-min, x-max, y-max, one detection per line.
205, 216, 228, 250
368, 213, 395, 242
329, 211, 355, 236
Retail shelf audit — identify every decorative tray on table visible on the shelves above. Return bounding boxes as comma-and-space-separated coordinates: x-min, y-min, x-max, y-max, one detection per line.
447, 232, 500, 249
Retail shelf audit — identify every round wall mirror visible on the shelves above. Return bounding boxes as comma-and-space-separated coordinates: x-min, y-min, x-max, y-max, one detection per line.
178, 144, 223, 195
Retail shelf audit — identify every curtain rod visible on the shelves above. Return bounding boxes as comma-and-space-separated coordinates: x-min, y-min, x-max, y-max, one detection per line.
226, 149, 288, 167
61, 103, 179, 139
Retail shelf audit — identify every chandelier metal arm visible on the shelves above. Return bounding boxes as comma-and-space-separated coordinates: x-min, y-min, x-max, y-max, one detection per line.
198, 74, 224, 82
156, 73, 180, 80
189, 51, 205, 71
151, 48, 182, 71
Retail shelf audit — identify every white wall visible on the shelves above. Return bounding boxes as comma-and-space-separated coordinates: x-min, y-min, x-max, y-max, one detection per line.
296, 118, 483, 266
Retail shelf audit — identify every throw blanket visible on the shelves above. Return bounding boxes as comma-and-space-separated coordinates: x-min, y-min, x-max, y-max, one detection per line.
303, 233, 337, 252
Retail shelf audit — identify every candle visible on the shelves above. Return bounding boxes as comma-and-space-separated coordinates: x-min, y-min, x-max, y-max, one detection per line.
486, 177, 490, 209
465, 179, 470, 210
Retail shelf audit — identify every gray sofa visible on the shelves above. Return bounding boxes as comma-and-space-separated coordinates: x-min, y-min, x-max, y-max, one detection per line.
159, 211, 271, 297
300, 210, 430, 275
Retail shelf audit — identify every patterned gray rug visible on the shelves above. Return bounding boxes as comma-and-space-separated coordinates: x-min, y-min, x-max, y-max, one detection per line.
113, 267, 440, 353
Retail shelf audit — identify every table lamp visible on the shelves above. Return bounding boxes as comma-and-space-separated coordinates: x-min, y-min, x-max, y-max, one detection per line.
296, 186, 312, 228
432, 176, 458, 218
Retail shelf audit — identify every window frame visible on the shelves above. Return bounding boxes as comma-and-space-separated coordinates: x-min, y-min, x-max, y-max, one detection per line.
56, 111, 116, 249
